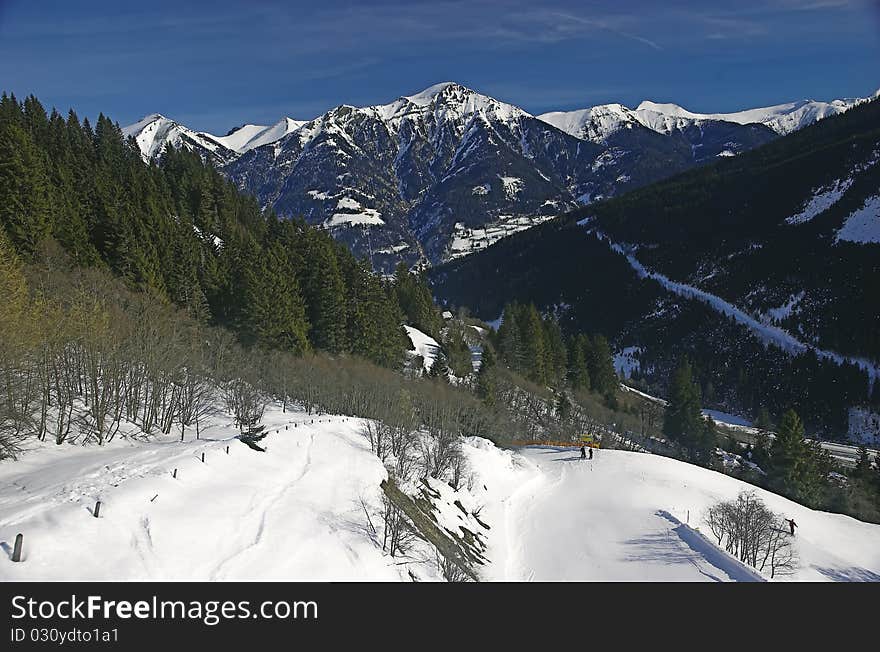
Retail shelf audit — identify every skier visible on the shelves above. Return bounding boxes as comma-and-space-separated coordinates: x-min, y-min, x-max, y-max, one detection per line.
580, 445, 586, 460
785, 518, 797, 536
588, 447, 593, 460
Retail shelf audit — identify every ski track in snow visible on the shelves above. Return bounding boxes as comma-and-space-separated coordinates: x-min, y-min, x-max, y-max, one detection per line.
589, 230, 880, 383
209, 432, 315, 580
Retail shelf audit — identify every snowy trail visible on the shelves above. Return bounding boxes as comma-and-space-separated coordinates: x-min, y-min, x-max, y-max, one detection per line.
480, 447, 880, 582
0, 408, 408, 581
492, 448, 762, 581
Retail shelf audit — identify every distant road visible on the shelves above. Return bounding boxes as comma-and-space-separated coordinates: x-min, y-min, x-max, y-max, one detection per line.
619, 383, 878, 468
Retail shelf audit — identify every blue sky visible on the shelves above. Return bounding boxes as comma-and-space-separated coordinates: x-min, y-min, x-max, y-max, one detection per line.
1, 0, 878, 133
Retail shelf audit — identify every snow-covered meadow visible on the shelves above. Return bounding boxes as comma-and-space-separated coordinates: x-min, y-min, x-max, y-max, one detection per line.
2, 401, 878, 582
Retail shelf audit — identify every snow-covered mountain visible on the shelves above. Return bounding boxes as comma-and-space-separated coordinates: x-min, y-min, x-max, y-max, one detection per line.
125, 84, 877, 269
540, 90, 878, 140
633, 92, 878, 135
122, 114, 306, 163
121, 113, 239, 164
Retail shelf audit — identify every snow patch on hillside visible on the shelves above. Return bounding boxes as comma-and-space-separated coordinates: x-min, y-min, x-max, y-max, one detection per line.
324, 208, 384, 228
404, 325, 440, 371
835, 194, 880, 244
785, 178, 854, 225
498, 176, 523, 199
447, 214, 555, 260
614, 346, 642, 379
765, 291, 805, 322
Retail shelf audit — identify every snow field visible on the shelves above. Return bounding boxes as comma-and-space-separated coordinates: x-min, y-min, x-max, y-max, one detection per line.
0, 406, 420, 581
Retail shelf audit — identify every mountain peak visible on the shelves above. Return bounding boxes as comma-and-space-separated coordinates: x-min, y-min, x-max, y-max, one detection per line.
404, 81, 461, 106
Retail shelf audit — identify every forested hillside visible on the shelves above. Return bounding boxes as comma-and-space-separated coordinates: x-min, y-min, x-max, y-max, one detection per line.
0, 93, 405, 366
431, 97, 880, 439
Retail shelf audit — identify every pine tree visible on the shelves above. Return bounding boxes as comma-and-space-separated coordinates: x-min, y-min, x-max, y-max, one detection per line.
429, 350, 450, 382
854, 445, 872, 479
543, 318, 568, 386
663, 358, 706, 456
475, 345, 497, 407
520, 304, 547, 385
586, 334, 618, 400
497, 302, 523, 372
567, 334, 591, 390
242, 241, 310, 353
771, 408, 826, 505
556, 391, 573, 422
394, 262, 441, 339
0, 121, 53, 254
302, 230, 347, 352
755, 406, 774, 431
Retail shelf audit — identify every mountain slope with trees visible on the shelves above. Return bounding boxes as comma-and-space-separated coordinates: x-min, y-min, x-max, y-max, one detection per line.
430, 96, 880, 440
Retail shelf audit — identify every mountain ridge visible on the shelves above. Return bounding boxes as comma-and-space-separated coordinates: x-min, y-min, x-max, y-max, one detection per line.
123, 83, 876, 269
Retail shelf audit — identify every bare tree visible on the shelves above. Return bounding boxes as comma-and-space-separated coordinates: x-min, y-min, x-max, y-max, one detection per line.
703, 491, 798, 578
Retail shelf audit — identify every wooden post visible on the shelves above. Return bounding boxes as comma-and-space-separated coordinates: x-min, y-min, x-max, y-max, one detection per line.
94, 501, 102, 518
226, 445, 229, 454
201, 452, 205, 463
172, 468, 177, 479
11, 533, 23, 562
285, 425, 288, 430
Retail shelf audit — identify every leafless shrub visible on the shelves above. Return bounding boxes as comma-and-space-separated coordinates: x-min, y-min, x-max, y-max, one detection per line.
704, 490, 797, 578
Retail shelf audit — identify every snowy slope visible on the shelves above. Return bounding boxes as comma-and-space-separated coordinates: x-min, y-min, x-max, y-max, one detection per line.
226, 118, 307, 153
2, 404, 878, 581
404, 325, 440, 372
836, 194, 880, 244
0, 405, 426, 581
211, 123, 270, 152
469, 445, 880, 582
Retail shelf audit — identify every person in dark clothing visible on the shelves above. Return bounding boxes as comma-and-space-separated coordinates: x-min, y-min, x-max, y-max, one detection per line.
580, 445, 586, 460
588, 447, 593, 460
785, 518, 797, 535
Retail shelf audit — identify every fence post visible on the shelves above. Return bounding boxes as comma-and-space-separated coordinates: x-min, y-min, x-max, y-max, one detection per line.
12, 533, 23, 562
226, 445, 229, 454
201, 452, 205, 463
94, 501, 102, 518
172, 468, 177, 479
